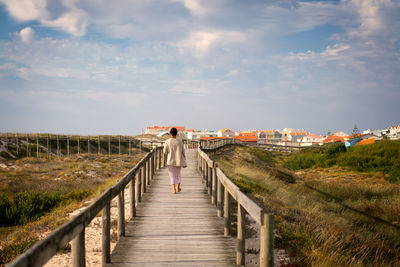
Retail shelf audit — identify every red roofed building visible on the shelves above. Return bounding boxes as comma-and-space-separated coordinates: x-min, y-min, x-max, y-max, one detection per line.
145, 125, 185, 135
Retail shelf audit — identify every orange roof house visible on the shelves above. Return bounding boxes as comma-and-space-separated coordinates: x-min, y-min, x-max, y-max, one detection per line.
355, 138, 375, 146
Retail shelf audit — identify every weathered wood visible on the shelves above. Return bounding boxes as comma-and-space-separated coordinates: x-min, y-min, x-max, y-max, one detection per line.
36, 135, 39, 158
237, 190, 263, 225
136, 170, 142, 203
217, 181, 223, 217
26, 135, 29, 157
236, 204, 245, 265
102, 201, 111, 265
67, 135, 70, 156
130, 176, 136, 218
118, 135, 121, 155
224, 187, 231, 236
72, 229, 85, 267
118, 190, 125, 237
47, 134, 49, 159
260, 213, 274, 267
109, 149, 236, 266
217, 168, 239, 201
108, 136, 111, 155
212, 164, 217, 205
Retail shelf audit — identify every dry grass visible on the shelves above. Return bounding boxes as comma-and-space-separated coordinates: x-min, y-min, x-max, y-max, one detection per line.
0, 149, 146, 265
210, 146, 400, 266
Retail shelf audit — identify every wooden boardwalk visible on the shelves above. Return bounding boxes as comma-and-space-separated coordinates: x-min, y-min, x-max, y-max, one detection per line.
107, 149, 236, 266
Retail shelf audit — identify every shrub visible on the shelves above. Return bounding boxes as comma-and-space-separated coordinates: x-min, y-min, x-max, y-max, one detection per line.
0, 238, 38, 266
283, 153, 321, 170
0, 189, 90, 227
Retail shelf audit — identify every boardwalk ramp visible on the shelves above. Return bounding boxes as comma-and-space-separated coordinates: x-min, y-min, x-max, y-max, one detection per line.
107, 149, 236, 266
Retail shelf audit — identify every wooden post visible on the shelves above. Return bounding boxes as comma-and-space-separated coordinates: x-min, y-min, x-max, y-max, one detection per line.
208, 165, 212, 195
217, 180, 223, 217
130, 173, 136, 218
108, 136, 111, 155
67, 136, 70, 156
224, 188, 231, 236
98, 136, 100, 154
36, 135, 39, 158
118, 190, 125, 237
118, 136, 121, 155
260, 213, 274, 267
147, 158, 151, 185
102, 201, 111, 265
143, 163, 147, 193
136, 170, 142, 203
129, 137, 131, 156
26, 135, 29, 157
212, 164, 217, 206
71, 229, 85, 267
78, 136, 80, 154
57, 135, 60, 156
237, 204, 245, 265
88, 136, 90, 154
47, 134, 49, 159
16, 134, 19, 155
205, 162, 209, 190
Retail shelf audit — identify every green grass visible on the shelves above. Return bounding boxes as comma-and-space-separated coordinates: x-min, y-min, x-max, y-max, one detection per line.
283, 141, 400, 182
209, 145, 400, 266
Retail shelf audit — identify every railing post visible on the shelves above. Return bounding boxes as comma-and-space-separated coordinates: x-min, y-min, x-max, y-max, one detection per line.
137, 169, 142, 202
212, 163, 217, 205
205, 162, 209, 190
237, 204, 245, 265
143, 163, 147, 193
207, 165, 212, 195
224, 188, 231, 236
102, 201, 111, 265
260, 213, 274, 267
118, 190, 125, 237
72, 229, 85, 267
130, 173, 136, 218
217, 180, 223, 217
147, 158, 151, 185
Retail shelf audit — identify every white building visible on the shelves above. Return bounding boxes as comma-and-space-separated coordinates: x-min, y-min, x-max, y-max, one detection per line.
187, 131, 218, 140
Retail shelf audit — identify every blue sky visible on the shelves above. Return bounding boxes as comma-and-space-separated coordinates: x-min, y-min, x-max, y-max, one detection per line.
0, 0, 399, 135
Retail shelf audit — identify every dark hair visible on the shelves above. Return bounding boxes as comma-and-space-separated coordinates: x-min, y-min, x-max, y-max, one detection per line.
170, 128, 178, 137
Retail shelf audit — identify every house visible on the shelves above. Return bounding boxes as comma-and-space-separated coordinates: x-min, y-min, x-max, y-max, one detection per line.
290, 131, 310, 142
146, 126, 185, 135
355, 138, 375, 146
299, 134, 324, 145
324, 135, 346, 144
187, 130, 218, 140
218, 128, 235, 138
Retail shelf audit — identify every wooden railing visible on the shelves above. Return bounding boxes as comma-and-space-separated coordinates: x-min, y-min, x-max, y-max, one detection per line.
7, 146, 165, 267
198, 146, 275, 267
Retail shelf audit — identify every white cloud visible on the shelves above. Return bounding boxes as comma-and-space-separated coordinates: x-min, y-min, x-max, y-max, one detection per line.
0, 0, 47, 21
1, 0, 88, 36
17, 27, 35, 42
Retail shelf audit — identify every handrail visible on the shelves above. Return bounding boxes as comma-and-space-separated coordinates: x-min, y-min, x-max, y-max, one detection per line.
198, 144, 274, 267
7, 146, 165, 267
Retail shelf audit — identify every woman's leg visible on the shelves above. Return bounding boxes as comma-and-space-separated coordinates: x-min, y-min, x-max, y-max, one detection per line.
172, 184, 176, 194
177, 183, 181, 192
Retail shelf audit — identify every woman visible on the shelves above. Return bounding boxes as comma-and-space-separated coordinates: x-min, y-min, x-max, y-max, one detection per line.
163, 128, 187, 194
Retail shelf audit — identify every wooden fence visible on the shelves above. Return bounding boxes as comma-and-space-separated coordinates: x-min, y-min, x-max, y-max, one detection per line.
198, 147, 274, 267
7, 146, 165, 267
0, 133, 168, 158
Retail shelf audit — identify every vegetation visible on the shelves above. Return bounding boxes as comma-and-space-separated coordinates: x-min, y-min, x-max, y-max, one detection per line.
0, 150, 145, 265
283, 141, 400, 182
210, 145, 400, 266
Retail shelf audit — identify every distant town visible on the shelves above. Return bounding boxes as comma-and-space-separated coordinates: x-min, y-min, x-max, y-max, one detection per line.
145, 125, 400, 147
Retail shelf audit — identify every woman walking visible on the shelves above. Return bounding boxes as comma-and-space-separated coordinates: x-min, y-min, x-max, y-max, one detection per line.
163, 128, 187, 194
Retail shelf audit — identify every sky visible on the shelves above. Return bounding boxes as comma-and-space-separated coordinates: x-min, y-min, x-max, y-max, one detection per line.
0, 0, 399, 135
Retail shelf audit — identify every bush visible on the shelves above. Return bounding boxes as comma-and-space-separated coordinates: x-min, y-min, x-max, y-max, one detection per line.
283, 153, 321, 170
0, 189, 90, 227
